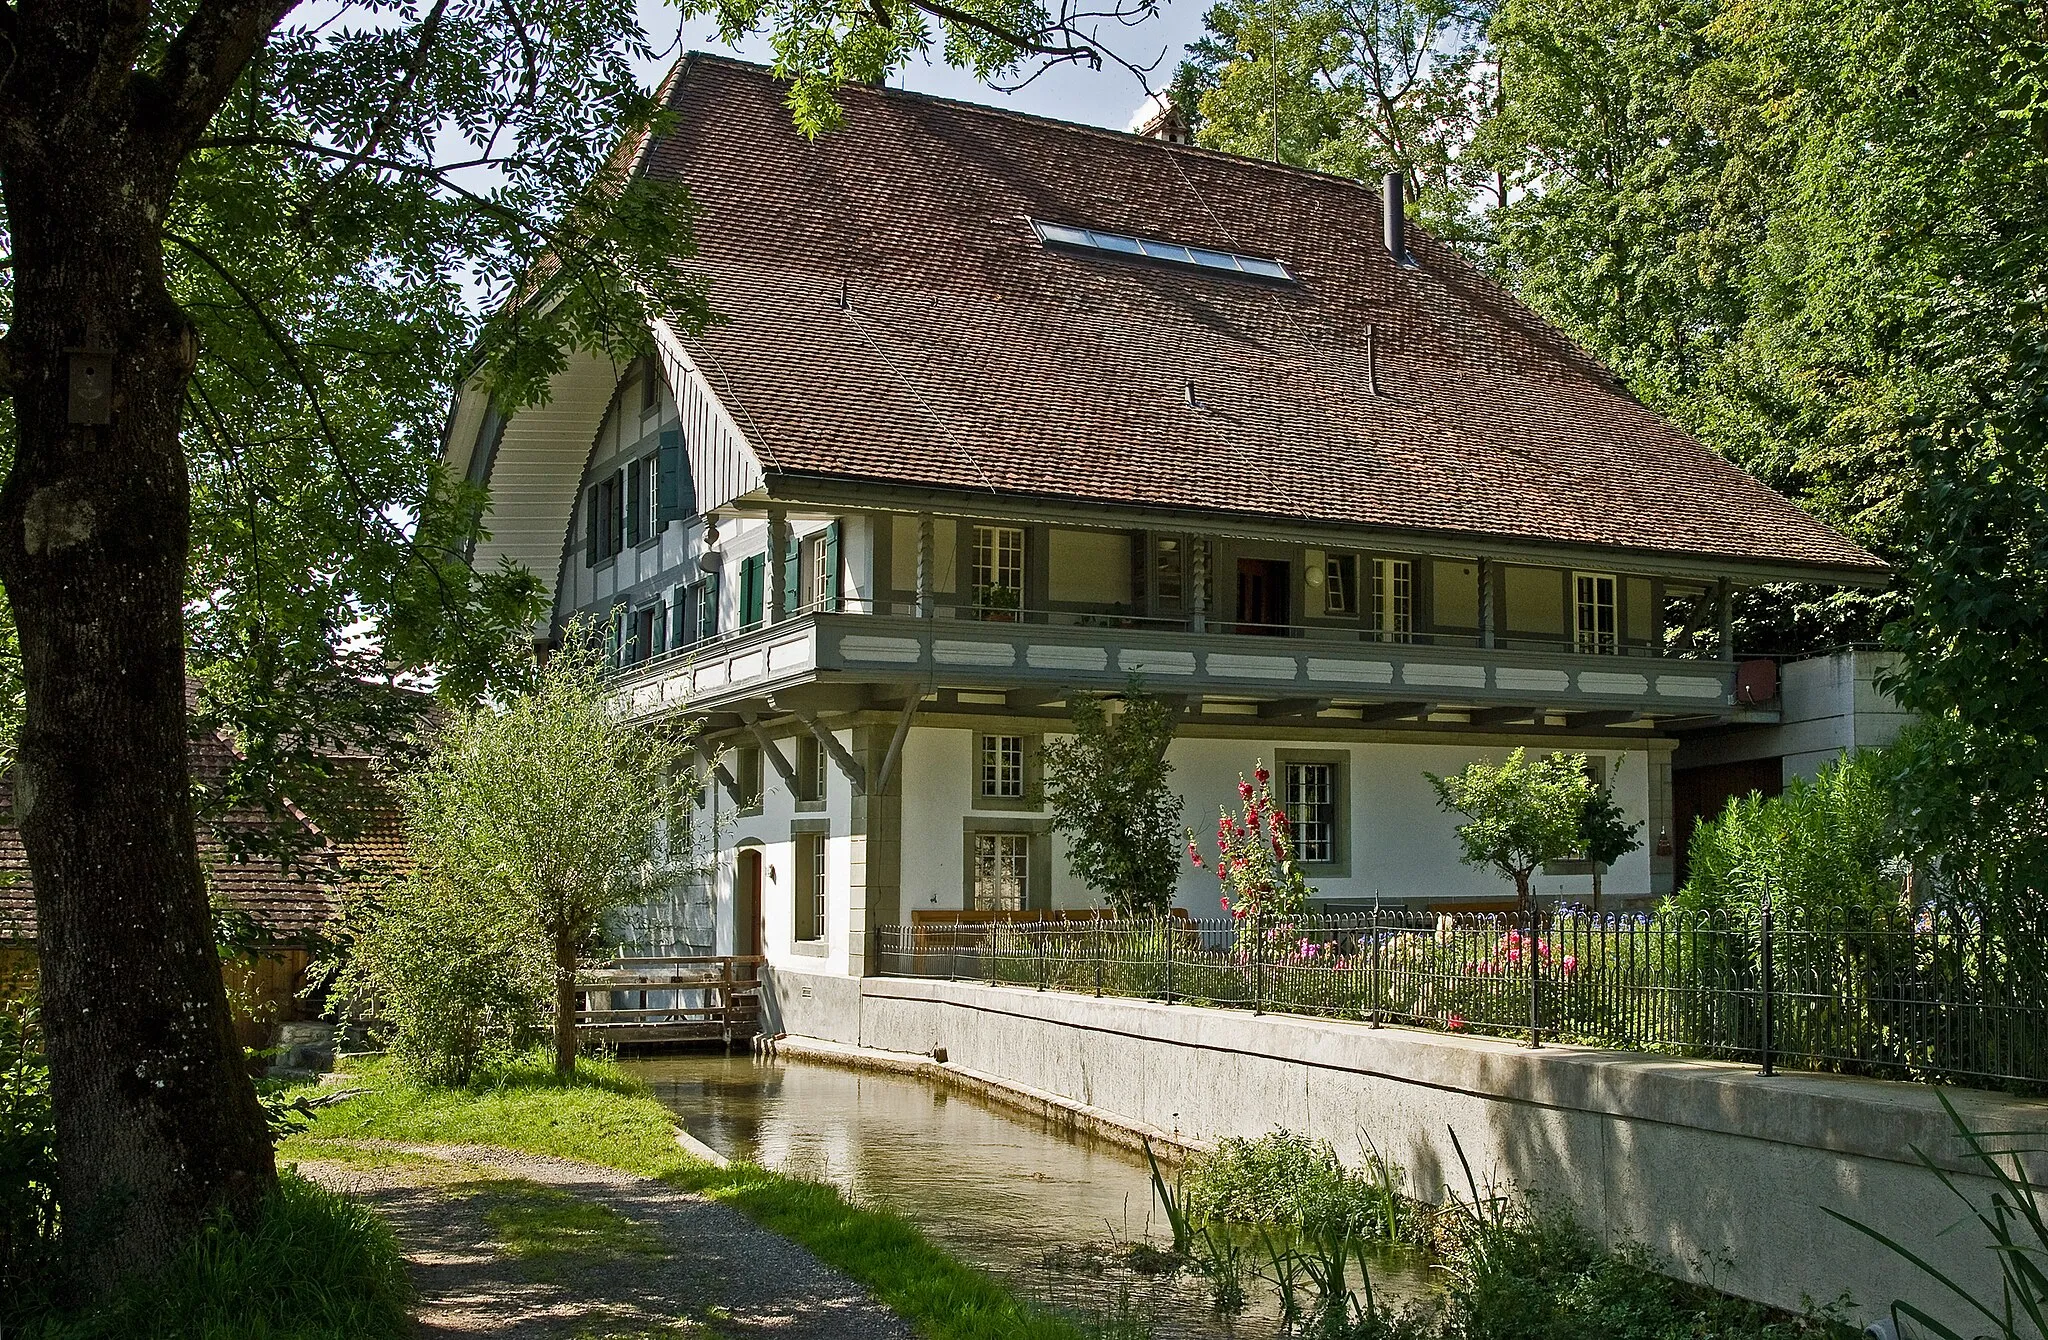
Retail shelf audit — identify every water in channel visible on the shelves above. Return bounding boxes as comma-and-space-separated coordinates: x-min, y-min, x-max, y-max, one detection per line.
625, 1052, 1438, 1339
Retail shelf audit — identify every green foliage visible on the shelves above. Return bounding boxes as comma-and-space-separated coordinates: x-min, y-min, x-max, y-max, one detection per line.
0, 1002, 55, 1302
1176, 0, 2048, 652
1427, 750, 1597, 905
11, 1172, 411, 1340
1182, 1131, 1405, 1241
1578, 774, 1643, 873
1672, 749, 1906, 927
330, 630, 701, 1081
1041, 681, 1183, 916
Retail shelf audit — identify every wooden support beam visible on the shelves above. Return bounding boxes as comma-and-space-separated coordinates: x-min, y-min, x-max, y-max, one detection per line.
696, 745, 743, 807
1564, 709, 1642, 729
1467, 706, 1536, 727
873, 697, 919, 796
740, 713, 800, 792
1006, 686, 1066, 710
1258, 697, 1331, 722
1356, 700, 1434, 723
795, 710, 868, 794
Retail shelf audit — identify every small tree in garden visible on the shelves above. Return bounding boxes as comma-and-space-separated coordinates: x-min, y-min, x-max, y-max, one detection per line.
340, 626, 701, 1080
1042, 681, 1183, 916
1579, 769, 1644, 912
1427, 750, 1598, 914
1191, 764, 1317, 957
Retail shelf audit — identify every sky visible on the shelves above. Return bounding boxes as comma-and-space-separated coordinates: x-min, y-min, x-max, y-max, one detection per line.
634, 0, 1213, 133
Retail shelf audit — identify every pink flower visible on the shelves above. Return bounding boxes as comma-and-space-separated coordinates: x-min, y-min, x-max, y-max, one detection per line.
1219, 895, 1231, 911
1561, 954, 1578, 976
1448, 1013, 1467, 1032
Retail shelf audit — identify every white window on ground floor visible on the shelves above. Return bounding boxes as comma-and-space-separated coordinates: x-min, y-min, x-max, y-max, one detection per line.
1285, 761, 1337, 864
972, 832, 1029, 911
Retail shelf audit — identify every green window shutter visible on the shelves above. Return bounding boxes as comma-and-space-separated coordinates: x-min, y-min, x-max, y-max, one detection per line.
823, 520, 841, 611
782, 534, 800, 617
741, 555, 765, 626
656, 430, 687, 524
701, 571, 720, 638
625, 460, 645, 547
671, 584, 690, 647
585, 486, 601, 566
608, 473, 626, 556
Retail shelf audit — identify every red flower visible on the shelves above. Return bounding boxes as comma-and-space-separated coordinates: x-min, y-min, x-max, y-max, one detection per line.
1447, 1013, 1467, 1032
1254, 766, 1270, 784
1238, 780, 1254, 801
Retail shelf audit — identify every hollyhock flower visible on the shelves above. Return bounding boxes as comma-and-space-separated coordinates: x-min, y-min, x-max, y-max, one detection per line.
1447, 1013, 1467, 1032
1254, 767, 1270, 784
1238, 780, 1254, 801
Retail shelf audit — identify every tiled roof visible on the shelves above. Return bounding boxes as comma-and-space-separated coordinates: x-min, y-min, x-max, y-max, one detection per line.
0, 721, 407, 946
643, 55, 1882, 577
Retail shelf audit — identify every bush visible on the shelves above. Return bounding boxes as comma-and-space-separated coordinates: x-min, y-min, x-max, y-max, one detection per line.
19, 1171, 412, 1340
1182, 1130, 1403, 1240
0, 1002, 56, 1300
1673, 750, 1907, 929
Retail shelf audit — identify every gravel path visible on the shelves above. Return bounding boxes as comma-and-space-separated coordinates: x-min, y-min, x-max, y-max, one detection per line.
297, 1142, 916, 1339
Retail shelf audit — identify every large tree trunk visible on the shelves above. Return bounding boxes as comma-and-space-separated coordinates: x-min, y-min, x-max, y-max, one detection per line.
555, 932, 581, 1078
0, 32, 278, 1290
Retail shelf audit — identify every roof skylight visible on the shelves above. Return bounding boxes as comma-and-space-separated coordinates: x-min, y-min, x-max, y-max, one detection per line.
1030, 220, 1293, 283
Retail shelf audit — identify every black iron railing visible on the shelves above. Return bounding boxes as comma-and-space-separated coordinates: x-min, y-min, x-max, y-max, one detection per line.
875, 907, 2048, 1091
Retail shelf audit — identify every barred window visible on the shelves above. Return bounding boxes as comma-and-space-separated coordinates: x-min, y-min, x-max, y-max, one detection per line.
1285, 762, 1336, 864
980, 734, 1026, 798
973, 833, 1029, 911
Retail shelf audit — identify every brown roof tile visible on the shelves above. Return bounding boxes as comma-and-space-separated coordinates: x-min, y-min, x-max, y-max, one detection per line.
647, 56, 1881, 577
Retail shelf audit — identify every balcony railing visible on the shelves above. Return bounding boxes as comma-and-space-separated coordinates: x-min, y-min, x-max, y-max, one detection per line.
612, 597, 1746, 721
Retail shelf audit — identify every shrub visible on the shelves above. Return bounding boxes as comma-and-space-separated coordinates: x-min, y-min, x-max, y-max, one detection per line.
1427, 750, 1599, 913
0, 1001, 56, 1301
1182, 1130, 1403, 1240
1673, 749, 1908, 929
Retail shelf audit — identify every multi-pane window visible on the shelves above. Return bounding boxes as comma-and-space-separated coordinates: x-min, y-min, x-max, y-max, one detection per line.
1285, 762, 1336, 864
735, 745, 762, 811
979, 735, 1026, 799
694, 580, 718, 642
797, 735, 827, 804
588, 471, 626, 563
973, 525, 1024, 617
796, 832, 827, 941
1575, 572, 1619, 654
1153, 536, 1184, 607
1325, 554, 1358, 616
1371, 559, 1413, 641
799, 532, 832, 612
632, 603, 664, 663
972, 833, 1029, 911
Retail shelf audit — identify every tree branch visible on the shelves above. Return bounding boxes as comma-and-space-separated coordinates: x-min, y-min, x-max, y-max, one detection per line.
904, 0, 1106, 65
324, 0, 451, 186
155, 0, 302, 150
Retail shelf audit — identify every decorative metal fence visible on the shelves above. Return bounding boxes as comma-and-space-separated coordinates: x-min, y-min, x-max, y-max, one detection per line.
875, 907, 2048, 1091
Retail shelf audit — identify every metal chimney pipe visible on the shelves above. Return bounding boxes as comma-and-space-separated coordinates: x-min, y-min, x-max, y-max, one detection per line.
1383, 170, 1409, 264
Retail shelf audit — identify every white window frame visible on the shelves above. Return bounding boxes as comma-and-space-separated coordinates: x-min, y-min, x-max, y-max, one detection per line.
979, 734, 1026, 799
973, 524, 1025, 615
1284, 761, 1337, 864
1372, 558, 1413, 642
1575, 571, 1619, 655
972, 832, 1030, 911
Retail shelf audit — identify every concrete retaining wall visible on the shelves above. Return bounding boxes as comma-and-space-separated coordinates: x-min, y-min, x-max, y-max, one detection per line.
763, 966, 2045, 1331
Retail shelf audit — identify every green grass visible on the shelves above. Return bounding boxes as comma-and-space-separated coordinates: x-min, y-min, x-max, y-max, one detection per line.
293, 1053, 1093, 1340
22, 1170, 411, 1340
472, 1177, 668, 1274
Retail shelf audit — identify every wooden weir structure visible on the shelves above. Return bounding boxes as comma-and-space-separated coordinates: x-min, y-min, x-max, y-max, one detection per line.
573, 955, 764, 1049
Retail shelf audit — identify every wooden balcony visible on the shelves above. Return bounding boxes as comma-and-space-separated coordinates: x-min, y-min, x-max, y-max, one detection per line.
615, 608, 1763, 731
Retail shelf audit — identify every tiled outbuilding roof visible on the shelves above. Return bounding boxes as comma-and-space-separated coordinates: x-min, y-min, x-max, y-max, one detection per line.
643, 55, 1881, 577
0, 720, 406, 946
